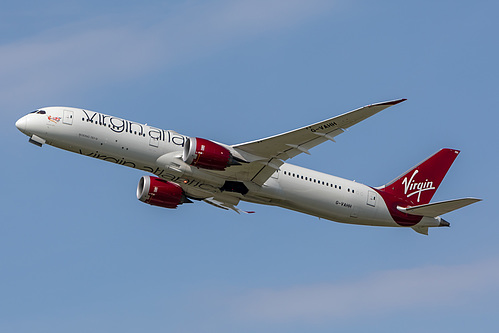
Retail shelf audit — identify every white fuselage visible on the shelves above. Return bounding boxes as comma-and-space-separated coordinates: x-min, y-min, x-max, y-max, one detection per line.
15, 106, 436, 229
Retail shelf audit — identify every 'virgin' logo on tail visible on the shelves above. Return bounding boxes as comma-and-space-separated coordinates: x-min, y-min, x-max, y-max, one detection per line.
402, 170, 435, 202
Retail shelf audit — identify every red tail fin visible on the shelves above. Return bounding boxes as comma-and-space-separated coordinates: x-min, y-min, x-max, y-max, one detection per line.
378, 149, 460, 205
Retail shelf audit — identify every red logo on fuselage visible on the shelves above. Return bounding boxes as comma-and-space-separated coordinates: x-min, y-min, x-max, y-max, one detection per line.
48, 116, 61, 123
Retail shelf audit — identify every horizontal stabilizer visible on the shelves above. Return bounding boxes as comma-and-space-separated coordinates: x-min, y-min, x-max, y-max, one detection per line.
398, 198, 481, 217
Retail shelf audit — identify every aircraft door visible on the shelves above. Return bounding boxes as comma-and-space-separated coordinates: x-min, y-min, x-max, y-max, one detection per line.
367, 190, 376, 207
63, 110, 74, 125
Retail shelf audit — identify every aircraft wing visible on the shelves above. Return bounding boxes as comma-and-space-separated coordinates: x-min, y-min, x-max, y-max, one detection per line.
231, 99, 406, 185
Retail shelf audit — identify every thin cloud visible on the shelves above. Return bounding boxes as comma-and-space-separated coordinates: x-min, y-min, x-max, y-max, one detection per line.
0, 0, 334, 111
0, 27, 158, 101
231, 258, 499, 323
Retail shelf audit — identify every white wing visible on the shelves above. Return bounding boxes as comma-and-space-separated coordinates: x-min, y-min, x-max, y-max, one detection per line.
230, 99, 406, 185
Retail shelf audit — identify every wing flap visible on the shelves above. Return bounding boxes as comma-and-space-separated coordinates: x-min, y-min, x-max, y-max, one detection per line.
250, 158, 284, 185
203, 197, 255, 214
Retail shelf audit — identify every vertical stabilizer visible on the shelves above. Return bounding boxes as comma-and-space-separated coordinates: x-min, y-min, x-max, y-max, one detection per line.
378, 149, 460, 206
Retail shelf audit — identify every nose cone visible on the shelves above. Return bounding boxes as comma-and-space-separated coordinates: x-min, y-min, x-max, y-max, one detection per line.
15, 116, 27, 133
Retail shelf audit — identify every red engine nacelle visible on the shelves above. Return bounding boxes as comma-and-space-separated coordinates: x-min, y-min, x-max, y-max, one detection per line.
137, 176, 188, 209
183, 137, 235, 171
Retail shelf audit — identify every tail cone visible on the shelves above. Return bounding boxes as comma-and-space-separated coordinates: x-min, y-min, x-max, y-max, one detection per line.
439, 218, 450, 227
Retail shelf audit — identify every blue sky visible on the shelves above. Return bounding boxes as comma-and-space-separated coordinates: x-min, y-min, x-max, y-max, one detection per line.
1, 0, 498, 332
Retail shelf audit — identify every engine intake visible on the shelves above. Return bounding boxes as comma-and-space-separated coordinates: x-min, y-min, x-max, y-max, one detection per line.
183, 137, 239, 171
137, 176, 190, 209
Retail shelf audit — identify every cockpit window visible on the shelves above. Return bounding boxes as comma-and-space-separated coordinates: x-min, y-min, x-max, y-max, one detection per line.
30, 110, 46, 114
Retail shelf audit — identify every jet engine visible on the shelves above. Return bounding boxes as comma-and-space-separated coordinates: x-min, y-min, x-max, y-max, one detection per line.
137, 176, 190, 209
183, 137, 240, 171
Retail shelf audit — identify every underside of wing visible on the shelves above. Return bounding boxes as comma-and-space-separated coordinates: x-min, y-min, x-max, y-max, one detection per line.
230, 99, 406, 185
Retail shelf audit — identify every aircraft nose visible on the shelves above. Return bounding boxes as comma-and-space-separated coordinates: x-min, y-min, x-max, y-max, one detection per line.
15, 116, 27, 132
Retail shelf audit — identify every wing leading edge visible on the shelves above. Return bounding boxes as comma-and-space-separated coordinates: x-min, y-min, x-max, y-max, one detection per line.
231, 98, 406, 185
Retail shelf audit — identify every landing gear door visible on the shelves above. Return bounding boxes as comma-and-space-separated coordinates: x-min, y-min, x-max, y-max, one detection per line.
63, 110, 74, 125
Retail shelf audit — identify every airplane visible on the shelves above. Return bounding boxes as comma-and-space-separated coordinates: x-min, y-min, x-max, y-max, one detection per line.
15, 99, 481, 234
